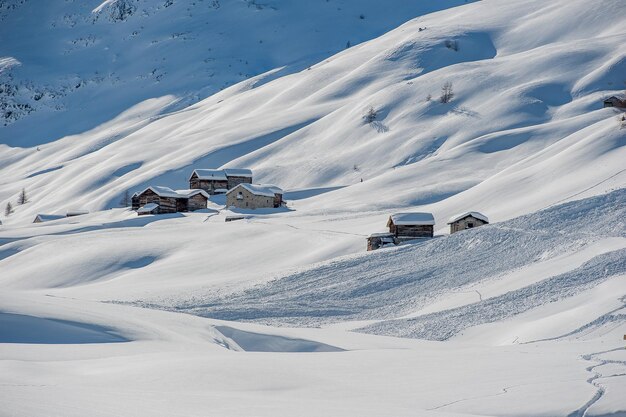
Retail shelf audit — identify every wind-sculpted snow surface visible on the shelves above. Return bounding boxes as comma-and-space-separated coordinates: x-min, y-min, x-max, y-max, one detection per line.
360, 248, 626, 340
171, 190, 626, 339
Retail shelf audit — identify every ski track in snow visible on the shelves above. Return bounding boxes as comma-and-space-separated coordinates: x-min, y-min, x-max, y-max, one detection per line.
569, 347, 626, 417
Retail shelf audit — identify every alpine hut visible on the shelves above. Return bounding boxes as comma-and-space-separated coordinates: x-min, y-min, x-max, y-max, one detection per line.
33, 214, 65, 223
603, 96, 625, 108
188, 169, 229, 194
223, 168, 253, 189
447, 211, 489, 234
387, 212, 435, 240
135, 186, 209, 214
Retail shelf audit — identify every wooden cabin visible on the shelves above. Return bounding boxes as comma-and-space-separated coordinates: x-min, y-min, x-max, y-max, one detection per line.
189, 168, 253, 194
387, 212, 435, 240
223, 168, 253, 189
33, 214, 64, 223
226, 183, 283, 209
135, 186, 209, 214
189, 169, 228, 194
367, 232, 399, 251
603, 96, 625, 108
447, 211, 489, 234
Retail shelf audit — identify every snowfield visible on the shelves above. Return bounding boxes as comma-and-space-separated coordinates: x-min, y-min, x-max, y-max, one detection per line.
1, 0, 626, 416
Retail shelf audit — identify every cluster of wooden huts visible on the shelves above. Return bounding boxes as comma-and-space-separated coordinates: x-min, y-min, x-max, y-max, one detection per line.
132, 168, 284, 215
367, 211, 489, 251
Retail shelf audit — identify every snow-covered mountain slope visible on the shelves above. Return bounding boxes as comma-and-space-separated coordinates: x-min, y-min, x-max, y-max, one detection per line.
1, 0, 625, 231
1, 1, 626, 416
0, 0, 471, 145
164, 189, 625, 343
0, 191, 624, 417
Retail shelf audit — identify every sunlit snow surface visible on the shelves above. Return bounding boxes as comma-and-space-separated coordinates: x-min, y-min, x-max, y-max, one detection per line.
0, 0, 625, 416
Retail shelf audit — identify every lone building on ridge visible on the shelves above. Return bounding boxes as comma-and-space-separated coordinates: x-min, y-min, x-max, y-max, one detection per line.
447, 211, 489, 234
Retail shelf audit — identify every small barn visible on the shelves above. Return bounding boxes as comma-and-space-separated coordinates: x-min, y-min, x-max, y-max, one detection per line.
189, 169, 228, 194
223, 168, 253, 189
226, 183, 283, 209
447, 211, 489, 234
603, 96, 625, 108
137, 203, 159, 216
367, 232, 399, 251
33, 214, 64, 223
135, 186, 209, 214
387, 212, 435, 240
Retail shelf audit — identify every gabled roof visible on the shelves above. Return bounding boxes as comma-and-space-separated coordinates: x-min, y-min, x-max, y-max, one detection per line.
226, 183, 282, 197
138, 186, 209, 199
189, 169, 228, 181
388, 212, 435, 226
139, 185, 181, 198
138, 203, 159, 214
447, 211, 489, 224
34, 214, 64, 223
223, 168, 253, 178
174, 189, 210, 199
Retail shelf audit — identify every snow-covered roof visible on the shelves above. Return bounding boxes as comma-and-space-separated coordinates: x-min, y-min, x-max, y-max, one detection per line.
447, 211, 489, 224
227, 183, 282, 197
223, 168, 253, 178
257, 183, 283, 194
137, 203, 159, 213
66, 210, 89, 217
368, 232, 395, 238
190, 169, 228, 181
138, 186, 208, 199
174, 189, 210, 199
139, 186, 181, 198
34, 214, 64, 222
388, 212, 435, 226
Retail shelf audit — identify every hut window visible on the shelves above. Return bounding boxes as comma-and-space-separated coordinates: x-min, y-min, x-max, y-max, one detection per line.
237, 192, 243, 200
467, 222, 474, 228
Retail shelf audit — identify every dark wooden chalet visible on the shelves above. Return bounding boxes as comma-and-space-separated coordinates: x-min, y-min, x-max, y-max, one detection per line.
603, 96, 625, 108
189, 169, 228, 194
135, 186, 209, 214
387, 212, 435, 240
447, 211, 489, 234
223, 168, 253, 189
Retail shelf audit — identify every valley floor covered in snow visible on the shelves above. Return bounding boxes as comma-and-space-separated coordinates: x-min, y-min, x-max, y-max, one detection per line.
1, 189, 625, 417
1, 0, 626, 415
